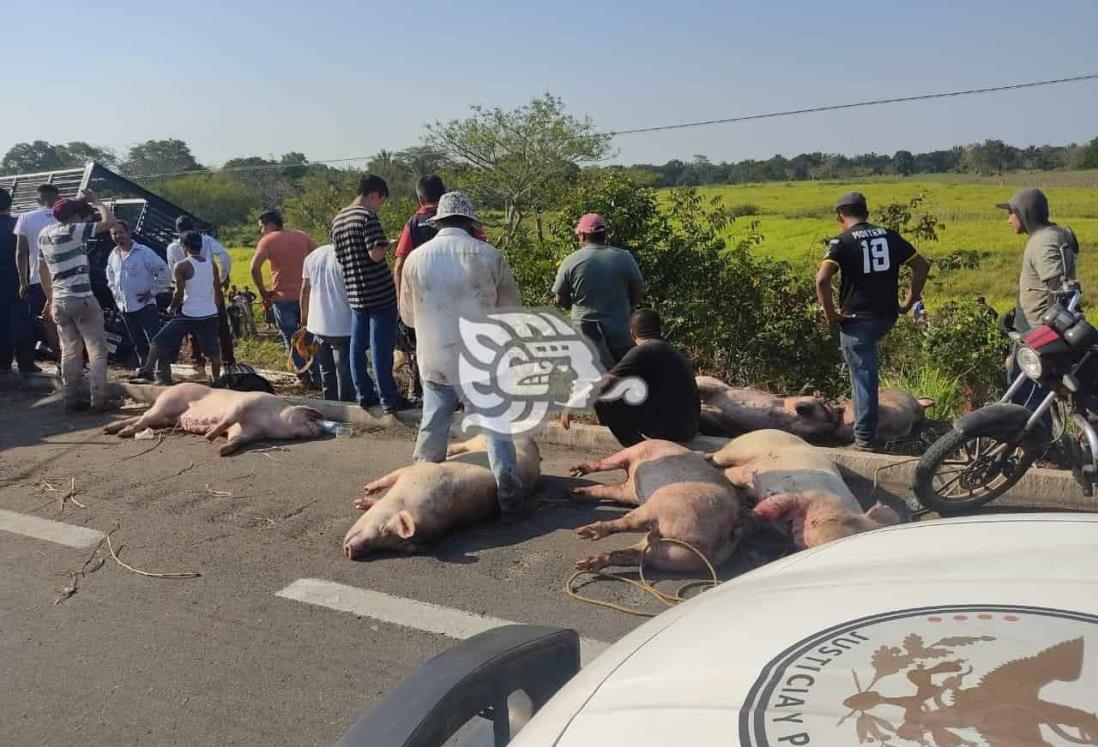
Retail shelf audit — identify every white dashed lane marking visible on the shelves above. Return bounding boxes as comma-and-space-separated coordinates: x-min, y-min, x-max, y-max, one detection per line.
276, 577, 609, 664
0, 509, 106, 549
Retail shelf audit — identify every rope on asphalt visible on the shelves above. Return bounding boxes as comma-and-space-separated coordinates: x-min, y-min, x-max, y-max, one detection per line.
565, 536, 722, 617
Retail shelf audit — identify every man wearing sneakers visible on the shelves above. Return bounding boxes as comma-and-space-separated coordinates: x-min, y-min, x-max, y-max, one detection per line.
816, 191, 930, 451
36, 189, 118, 412
142, 231, 224, 384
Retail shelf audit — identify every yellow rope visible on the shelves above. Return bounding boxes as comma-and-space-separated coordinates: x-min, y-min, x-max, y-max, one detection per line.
565, 536, 722, 617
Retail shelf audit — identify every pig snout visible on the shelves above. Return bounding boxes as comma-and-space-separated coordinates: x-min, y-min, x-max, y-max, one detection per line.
342, 508, 417, 561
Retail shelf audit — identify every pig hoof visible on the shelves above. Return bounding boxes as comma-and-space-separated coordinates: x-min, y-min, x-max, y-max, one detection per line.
575, 555, 607, 571
575, 524, 606, 540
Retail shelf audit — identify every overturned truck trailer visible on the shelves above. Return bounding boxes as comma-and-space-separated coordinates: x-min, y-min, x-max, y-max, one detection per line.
0, 161, 210, 362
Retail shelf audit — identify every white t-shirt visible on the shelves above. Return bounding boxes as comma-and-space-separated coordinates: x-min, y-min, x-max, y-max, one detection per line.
13, 207, 58, 285
302, 244, 352, 337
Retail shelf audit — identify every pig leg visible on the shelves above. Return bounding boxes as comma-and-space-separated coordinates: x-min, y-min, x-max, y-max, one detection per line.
722, 465, 756, 489
108, 411, 179, 437
643, 539, 719, 573
103, 415, 142, 435
203, 413, 238, 442
575, 540, 646, 571
575, 505, 654, 540
569, 445, 639, 477
354, 469, 406, 510
568, 481, 637, 505
218, 423, 259, 456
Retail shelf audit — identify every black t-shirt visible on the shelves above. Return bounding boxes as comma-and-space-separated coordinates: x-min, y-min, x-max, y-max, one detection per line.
609, 339, 700, 438
0, 214, 17, 297
825, 222, 917, 320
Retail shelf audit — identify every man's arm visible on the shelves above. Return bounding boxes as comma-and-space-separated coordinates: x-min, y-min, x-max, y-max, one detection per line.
900, 255, 931, 314
300, 278, 312, 330
16, 233, 30, 298
38, 260, 53, 320
169, 263, 187, 313
81, 189, 118, 234
815, 260, 843, 327
552, 261, 571, 309
363, 214, 389, 264
212, 262, 224, 308
497, 257, 523, 308
207, 235, 232, 288
398, 262, 415, 328
250, 251, 270, 303
626, 254, 645, 307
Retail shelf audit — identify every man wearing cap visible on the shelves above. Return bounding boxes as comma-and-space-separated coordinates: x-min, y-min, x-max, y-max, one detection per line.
997, 188, 1078, 413
553, 214, 645, 370
37, 189, 118, 412
816, 191, 930, 451
166, 215, 235, 375
15, 183, 61, 362
399, 191, 526, 517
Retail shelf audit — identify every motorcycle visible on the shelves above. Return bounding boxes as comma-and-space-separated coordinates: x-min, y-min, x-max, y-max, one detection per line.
912, 282, 1098, 513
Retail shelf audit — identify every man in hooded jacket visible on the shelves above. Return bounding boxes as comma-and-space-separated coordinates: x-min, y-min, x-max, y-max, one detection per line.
998, 188, 1079, 412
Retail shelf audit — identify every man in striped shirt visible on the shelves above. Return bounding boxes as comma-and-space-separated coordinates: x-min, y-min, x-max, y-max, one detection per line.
330, 174, 408, 413
37, 189, 118, 412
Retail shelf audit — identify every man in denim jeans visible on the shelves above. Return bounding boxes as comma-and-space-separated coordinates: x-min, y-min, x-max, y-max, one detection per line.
816, 192, 929, 451
399, 192, 525, 517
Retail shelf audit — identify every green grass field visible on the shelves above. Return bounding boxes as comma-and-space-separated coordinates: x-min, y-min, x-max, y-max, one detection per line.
696, 171, 1098, 312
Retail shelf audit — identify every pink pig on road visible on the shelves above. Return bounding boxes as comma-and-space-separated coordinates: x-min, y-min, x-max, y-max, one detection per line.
342, 435, 542, 560
696, 375, 839, 441
103, 383, 325, 455
706, 429, 900, 549
567, 440, 748, 573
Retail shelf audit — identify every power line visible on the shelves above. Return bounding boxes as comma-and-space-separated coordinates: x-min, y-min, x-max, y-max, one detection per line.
606, 72, 1098, 136
123, 72, 1098, 180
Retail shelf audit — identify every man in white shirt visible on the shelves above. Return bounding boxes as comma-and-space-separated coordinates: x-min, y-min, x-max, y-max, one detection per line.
106, 220, 170, 377
400, 192, 526, 517
15, 183, 61, 359
301, 244, 354, 402
166, 215, 235, 373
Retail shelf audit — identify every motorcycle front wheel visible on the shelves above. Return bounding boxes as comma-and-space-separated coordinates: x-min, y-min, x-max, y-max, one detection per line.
912, 428, 1038, 514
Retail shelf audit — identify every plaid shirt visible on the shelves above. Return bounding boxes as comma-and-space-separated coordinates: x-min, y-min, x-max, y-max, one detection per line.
331, 206, 396, 310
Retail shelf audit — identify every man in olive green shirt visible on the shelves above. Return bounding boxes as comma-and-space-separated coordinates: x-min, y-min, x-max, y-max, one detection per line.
552, 213, 645, 370
998, 188, 1079, 416
998, 188, 1079, 333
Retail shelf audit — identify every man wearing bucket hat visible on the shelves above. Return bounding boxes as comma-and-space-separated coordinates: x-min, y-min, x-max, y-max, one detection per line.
399, 191, 526, 517
816, 191, 930, 451
553, 213, 645, 370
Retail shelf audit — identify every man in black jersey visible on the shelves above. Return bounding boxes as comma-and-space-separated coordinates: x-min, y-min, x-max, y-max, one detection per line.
816, 192, 930, 451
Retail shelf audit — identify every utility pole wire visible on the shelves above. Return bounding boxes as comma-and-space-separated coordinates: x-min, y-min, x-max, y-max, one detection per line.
122, 72, 1098, 180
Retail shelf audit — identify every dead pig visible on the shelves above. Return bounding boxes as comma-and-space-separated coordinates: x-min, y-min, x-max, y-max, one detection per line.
568, 440, 747, 572
696, 375, 838, 440
707, 429, 899, 548
834, 389, 935, 443
103, 382, 324, 455
342, 435, 541, 559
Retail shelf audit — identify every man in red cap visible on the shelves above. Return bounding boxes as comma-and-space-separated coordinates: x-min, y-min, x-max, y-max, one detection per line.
553, 213, 645, 370
37, 189, 118, 412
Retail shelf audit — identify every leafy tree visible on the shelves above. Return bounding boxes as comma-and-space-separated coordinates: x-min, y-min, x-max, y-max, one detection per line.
892, 150, 915, 176
157, 173, 261, 232
282, 170, 415, 245
1079, 138, 1098, 170
123, 138, 202, 178
1, 140, 118, 173
424, 93, 610, 246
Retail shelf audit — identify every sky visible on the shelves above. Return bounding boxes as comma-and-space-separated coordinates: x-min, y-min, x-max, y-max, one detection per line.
5, 0, 1098, 169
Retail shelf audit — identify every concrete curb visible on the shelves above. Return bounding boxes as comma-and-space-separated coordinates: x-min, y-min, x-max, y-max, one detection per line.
4, 373, 1091, 510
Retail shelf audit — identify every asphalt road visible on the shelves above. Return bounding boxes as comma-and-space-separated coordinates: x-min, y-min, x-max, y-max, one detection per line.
0, 386, 781, 747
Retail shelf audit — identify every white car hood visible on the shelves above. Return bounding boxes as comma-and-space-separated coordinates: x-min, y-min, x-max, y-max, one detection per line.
515, 514, 1098, 747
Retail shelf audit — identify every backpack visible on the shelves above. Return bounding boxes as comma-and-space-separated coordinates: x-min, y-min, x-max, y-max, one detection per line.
211, 363, 275, 394
406, 210, 438, 250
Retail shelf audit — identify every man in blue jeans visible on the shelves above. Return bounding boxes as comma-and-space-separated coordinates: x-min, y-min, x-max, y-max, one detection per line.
399, 192, 525, 517
330, 175, 409, 413
106, 220, 170, 377
816, 191, 930, 451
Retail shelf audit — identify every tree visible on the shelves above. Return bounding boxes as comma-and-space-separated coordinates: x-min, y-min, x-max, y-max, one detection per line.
156, 173, 261, 232
62, 141, 120, 168
123, 139, 202, 178
424, 93, 610, 246
892, 150, 915, 176
2, 141, 69, 172
1079, 138, 1098, 170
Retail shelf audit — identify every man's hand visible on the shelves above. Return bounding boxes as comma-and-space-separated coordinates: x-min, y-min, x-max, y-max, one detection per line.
42, 304, 53, 322
899, 298, 919, 315
18, 283, 29, 301
824, 310, 855, 329
560, 411, 572, 430
79, 188, 98, 203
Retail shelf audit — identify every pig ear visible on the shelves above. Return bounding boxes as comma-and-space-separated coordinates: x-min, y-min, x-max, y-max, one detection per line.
303, 407, 324, 421
386, 510, 416, 539
793, 401, 816, 417
917, 397, 936, 410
